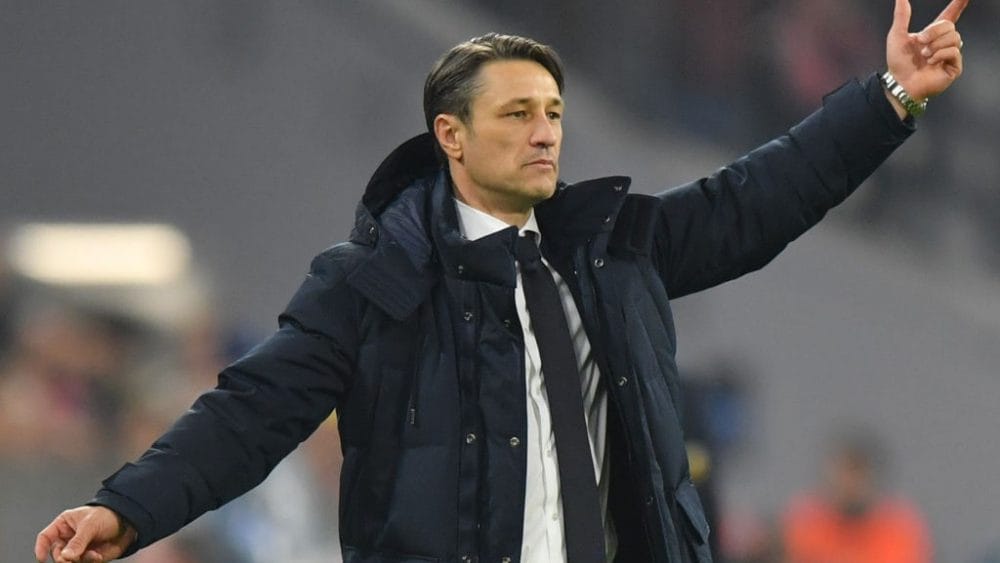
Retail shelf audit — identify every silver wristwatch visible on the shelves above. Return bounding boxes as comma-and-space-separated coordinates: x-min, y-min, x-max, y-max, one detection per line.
881, 71, 927, 118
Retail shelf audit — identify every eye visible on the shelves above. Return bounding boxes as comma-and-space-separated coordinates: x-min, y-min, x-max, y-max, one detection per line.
507, 110, 528, 119
547, 111, 562, 121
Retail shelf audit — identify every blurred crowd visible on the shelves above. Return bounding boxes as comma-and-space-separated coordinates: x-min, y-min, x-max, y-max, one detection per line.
674, 365, 934, 563
0, 242, 343, 562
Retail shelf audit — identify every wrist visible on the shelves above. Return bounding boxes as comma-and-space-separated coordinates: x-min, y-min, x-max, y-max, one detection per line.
881, 71, 927, 118
108, 508, 137, 546
883, 88, 909, 120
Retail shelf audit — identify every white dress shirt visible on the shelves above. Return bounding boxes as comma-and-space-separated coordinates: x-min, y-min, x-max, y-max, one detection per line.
454, 199, 616, 563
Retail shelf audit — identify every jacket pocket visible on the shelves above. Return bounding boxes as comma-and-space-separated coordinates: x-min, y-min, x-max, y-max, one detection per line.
353, 366, 407, 543
675, 479, 713, 562
406, 333, 430, 427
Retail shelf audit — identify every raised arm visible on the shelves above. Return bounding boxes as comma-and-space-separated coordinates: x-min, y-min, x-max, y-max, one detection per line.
883, 0, 967, 118
652, 0, 968, 298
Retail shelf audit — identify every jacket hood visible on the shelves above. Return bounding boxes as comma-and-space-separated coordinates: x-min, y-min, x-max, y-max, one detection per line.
346, 132, 652, 321
361, 132, 442, 217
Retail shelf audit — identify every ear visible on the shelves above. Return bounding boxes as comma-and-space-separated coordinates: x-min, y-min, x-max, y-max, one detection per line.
433, 114, 465, 161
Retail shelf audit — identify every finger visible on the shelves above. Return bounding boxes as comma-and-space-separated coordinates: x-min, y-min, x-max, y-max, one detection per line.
82, 550, 105, 563
937, 0, 969, 23
35, 530, 56, 561
917, 19, 956, 43
920, 30, 962, 56
891, 0, 913, 33
36, 518, 72, 562
51, 542, 67, 563
927, 45, 962, 68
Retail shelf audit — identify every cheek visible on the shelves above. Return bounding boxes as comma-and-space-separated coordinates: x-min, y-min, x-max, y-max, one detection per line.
485, 140, 521, 176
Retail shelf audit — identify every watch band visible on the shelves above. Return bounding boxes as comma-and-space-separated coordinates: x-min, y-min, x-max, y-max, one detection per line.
881, 71, 927, 118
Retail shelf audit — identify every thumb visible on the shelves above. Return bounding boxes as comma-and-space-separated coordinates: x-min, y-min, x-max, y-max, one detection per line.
61, 524, 95, 559
891, 0, 912, 34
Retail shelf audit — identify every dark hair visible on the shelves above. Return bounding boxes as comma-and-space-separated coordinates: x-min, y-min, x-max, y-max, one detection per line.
423, 32, 565, 134
830, 428, 886, 478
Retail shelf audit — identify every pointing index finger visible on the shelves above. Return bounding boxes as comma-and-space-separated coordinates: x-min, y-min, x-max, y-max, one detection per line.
36, 520, 65, 562
937, 0, 969, 23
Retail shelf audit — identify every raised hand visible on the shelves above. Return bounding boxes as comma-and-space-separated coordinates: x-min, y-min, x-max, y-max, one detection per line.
34, 506, 136, 563
887, 0, 968, 101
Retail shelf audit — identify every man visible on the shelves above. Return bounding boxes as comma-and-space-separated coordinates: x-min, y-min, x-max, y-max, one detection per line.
783, 431, 932, 563
35, 0, 967, 561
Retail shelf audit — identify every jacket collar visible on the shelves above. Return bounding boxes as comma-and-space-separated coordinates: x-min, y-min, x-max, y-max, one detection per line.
347, 133, 633, 320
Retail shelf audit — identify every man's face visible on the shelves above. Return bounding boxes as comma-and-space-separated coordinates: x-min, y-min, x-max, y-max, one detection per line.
825, 453, 875, 509
450, 59, 563, 212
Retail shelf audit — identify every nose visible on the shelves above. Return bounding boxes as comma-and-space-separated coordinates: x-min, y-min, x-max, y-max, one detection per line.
529, 114, 558, 148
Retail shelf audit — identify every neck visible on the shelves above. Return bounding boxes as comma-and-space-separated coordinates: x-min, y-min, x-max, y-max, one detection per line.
449, 172, 532, 229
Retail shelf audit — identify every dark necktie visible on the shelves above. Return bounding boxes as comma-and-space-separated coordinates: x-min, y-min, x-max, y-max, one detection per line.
516, 233, 606, 563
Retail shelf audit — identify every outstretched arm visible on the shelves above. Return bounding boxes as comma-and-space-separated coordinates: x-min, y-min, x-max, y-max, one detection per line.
33, 248, 362, 561
884, 0, 968, 118
652, 0, 970, 297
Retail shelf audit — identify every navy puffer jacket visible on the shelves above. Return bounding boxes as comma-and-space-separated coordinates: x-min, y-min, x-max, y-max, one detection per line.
92, 75, 912, 562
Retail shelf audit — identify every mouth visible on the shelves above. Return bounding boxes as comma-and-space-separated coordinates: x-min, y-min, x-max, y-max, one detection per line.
525, 159, 556, 170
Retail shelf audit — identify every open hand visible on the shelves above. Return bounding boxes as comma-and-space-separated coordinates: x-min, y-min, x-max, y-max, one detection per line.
887, 0, 968, 101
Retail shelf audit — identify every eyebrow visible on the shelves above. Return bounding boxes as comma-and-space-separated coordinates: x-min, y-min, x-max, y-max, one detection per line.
498, 97, 564, 110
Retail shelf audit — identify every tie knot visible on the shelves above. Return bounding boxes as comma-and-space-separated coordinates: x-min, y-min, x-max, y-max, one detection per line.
516, 233, 542, 271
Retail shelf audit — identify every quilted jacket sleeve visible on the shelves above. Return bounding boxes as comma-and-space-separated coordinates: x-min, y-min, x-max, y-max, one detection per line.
653, 74, 915, 299
88, 244, 364, 555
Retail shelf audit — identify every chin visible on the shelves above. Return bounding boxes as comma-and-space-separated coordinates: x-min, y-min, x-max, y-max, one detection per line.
525, 181, 557, 203
535, 173, 560, 194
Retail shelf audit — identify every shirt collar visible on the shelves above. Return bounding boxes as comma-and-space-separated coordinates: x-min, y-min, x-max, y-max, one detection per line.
454, 197, 541, 245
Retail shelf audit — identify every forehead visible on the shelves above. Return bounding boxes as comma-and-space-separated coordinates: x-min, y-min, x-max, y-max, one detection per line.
472, 59, 562, 107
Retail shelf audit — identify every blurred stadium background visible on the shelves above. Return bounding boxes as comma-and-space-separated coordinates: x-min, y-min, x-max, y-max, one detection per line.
2, 1, 998, 561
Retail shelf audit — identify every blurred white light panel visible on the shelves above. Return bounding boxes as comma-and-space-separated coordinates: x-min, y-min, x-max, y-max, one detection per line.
9, 223, 192, 286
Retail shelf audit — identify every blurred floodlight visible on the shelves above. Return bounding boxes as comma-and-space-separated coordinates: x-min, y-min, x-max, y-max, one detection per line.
9, 223, 192, 286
